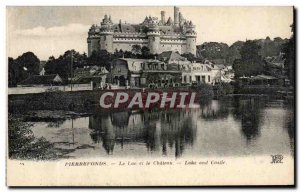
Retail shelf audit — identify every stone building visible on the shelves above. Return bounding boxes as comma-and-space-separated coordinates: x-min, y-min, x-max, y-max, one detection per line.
87, 6, 197, 57
108, 58, 182, 88
180, 63, 214, 84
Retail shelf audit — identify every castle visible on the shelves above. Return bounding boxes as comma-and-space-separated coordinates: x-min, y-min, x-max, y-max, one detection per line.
87, 6, 197, 57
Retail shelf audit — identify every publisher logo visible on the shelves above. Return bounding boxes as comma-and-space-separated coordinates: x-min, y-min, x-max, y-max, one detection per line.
271, 155, 283, 164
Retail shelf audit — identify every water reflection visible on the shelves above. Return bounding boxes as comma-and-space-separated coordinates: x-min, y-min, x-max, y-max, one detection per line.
232, 98, 264, 143
199, 99, 230, 120
28, 97, 294, 159
89, 110, 197, 158
284, 106, 295, 157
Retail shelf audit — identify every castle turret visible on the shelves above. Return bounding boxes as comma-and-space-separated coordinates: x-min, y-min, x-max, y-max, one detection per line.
185, 21, 197, 55
161, 11, 166, 24
174, 6, 180, 27
99, 14, 114, 53
87, 25, 101, 57
147, 19, 160, 54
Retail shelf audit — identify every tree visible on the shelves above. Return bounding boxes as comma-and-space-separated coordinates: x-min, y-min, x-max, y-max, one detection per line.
114, 49, 124, 58
282, 24, 295, 86
141, 46, 151, 59
199, 42, 229, 60
15, 52, 40, 81
87, 50, 112, 69
44, 55, 69, 79
44, 50, 85, 79
227, 41, 244, 64
232, 40, 264, 77
8, 57, 19, 87
181, 53, 196, 62
124, 51, 134, 58
132, 44, 142, 55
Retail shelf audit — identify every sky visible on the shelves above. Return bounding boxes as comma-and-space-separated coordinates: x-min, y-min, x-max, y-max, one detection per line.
7, 6, 293, 60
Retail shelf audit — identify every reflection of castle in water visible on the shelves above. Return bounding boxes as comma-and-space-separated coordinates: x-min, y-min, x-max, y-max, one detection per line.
86, 97, 294, 158
89, 110, 197, 157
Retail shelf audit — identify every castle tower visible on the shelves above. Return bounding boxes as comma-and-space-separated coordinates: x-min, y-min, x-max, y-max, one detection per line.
174, 6, 180, 27
161, 11, 166, 24
99, 14, 114, 53
185, 21, 197, 55
147, 21, 160, 54
87, 25, 101, 57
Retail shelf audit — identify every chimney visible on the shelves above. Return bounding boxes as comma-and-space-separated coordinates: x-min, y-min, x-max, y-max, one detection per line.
174, 6, 179, 27
161, 11, 166, 24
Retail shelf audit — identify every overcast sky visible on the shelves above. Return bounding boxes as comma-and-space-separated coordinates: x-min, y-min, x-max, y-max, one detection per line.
7, 6, 293, 60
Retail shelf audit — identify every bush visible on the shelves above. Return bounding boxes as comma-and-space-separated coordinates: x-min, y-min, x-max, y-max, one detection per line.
214, 82, 234, 97
192, 83, 214, 99
8, 114, 58, 160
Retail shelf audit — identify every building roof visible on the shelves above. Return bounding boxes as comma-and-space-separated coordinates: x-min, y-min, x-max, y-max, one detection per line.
73, 66, 108, 82
265, 53, 285, 68
117, 58, 152, 72
19, 74, 63, 85
158, 51, 186, 63
112, 24, 142, 33
252, 75, 278, 80
210, 59, 226, 65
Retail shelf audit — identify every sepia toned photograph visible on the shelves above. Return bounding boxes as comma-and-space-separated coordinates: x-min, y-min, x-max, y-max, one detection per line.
6, 6, 295, 186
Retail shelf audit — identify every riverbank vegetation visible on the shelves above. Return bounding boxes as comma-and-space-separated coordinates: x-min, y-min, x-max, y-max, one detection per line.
8, 114, 59, 160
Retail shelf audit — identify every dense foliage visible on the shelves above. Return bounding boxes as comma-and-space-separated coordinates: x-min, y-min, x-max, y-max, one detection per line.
197, 37, 288, 65
282, 24, 295, 86
8, 52, 40, 87
232, 40, 264, 77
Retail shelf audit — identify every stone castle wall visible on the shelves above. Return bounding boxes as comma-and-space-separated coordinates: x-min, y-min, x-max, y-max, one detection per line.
88, 35, 191, 56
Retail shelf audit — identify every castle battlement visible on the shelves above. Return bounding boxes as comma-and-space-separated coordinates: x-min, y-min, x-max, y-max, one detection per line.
87, 6, 197, 56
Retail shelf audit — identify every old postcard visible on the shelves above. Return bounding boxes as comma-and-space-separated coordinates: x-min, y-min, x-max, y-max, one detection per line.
7, 6, 295, 186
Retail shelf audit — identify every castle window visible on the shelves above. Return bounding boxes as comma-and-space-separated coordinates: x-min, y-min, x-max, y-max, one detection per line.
208, 75, 211, 82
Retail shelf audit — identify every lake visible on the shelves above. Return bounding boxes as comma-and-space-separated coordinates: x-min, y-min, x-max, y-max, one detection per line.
28, 97, 294, 159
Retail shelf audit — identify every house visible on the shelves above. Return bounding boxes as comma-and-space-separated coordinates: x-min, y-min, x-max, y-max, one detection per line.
180, 62, 213, 84
238, 75, 281, 86
108, 58, 147, 87
73, 66, 108, 89
141, 60, 182, 87
264, 53, 285, 78
19, 74, 63, 86
108, 58, 182, 88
